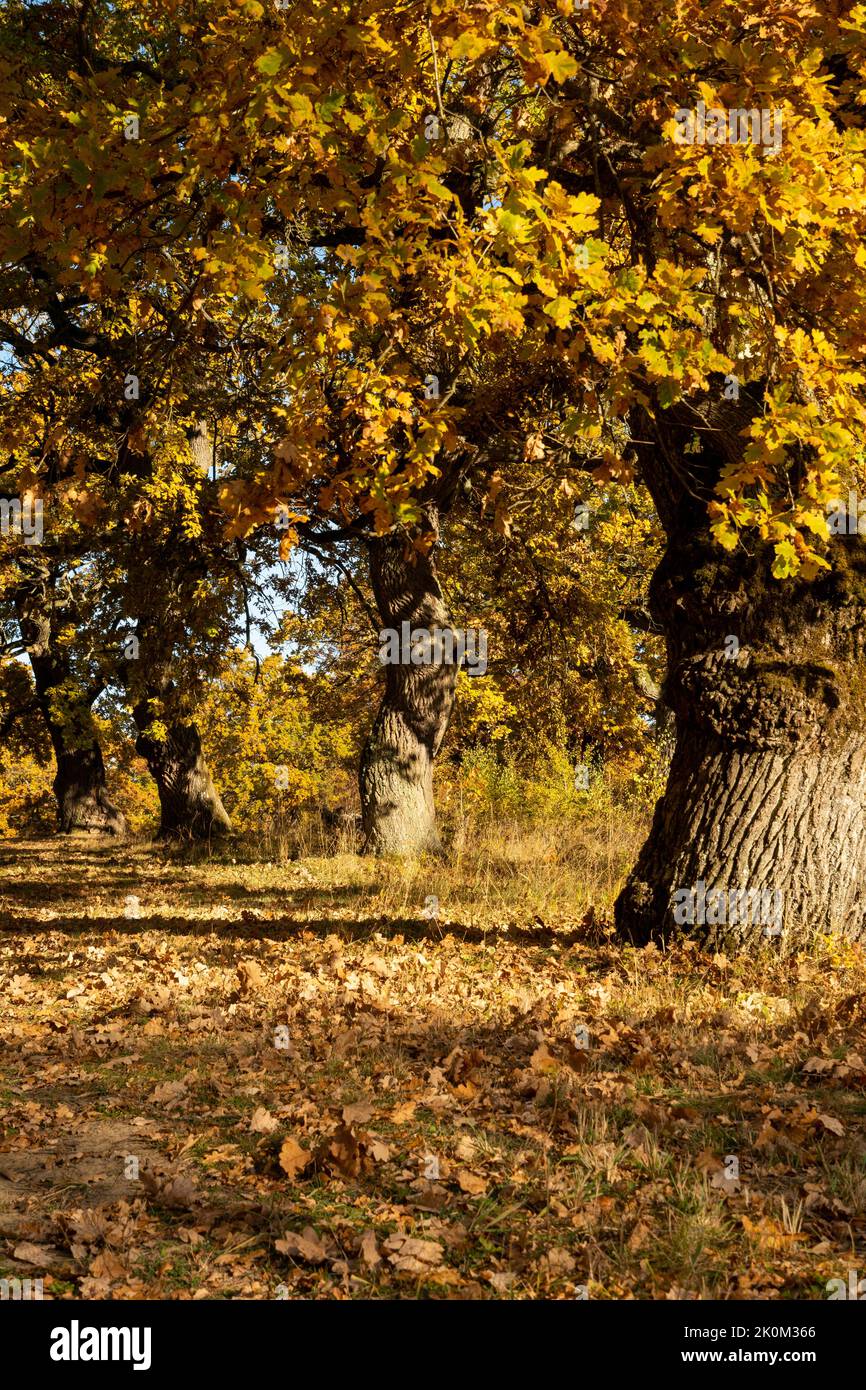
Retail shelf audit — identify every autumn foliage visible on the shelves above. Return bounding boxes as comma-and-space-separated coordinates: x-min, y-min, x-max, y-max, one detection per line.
3, 0, 866, 1310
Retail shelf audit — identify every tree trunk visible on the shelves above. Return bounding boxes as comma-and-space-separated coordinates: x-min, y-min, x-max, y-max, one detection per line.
51, 739, 126, 836
122, 415, 232, 843
14, 587, 126, 836
615, 390, 866, 949
133, 705, 231, 841
360, 522, 458, 855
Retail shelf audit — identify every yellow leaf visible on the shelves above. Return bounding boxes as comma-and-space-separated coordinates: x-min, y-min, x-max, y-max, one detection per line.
544, 296, 573, 329
278, 1137, 312, 1179
457, 1169, 488, 1195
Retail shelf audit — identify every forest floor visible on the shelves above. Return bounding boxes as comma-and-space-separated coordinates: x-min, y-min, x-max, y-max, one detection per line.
0, 837, 864, 1301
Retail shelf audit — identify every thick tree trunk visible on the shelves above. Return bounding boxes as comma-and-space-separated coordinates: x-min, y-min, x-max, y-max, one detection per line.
133, 705, 231, 841
52, 740, 127, 836
15, 590, 126, 836
615, 391, 866, 949
360, 522, 458, 855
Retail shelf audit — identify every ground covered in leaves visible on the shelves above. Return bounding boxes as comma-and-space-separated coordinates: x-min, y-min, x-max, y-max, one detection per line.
0, 838, 864, 1300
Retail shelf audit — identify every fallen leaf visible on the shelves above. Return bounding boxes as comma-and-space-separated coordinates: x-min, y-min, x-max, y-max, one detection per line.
250, 1106, 278, 1134
276, 1226, 330, 1264
342, 1100, 373, 1124
359, 1230, 381, 1267
389, 1101, 417, 1123
140, 1170, 198, 1208
237, 959, 264, 992
321, 1123, 363, 1178
149, 1079, 188, 1109
539, 1246, 575, 1275
278, 1137, 313, 1180
384, 1234, 444, 1273
88, 1249, 128, 1280
12, 1241, 58, 1266
457, 1168, 487, 1195
530, 1043, 559, 1074
818, 1113, 845, 1137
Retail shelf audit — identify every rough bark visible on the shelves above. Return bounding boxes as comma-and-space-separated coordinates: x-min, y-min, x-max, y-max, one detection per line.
360, 523, 458, 855
615, 389, 866, 949
15, 590, 126, 836
132, 703, 231, 841
187, 419, 212, 478
51, 739, 126, 836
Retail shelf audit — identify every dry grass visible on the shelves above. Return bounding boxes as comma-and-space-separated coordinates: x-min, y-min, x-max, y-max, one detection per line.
244, 804, 647, 926
0, 828, 864, 1301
